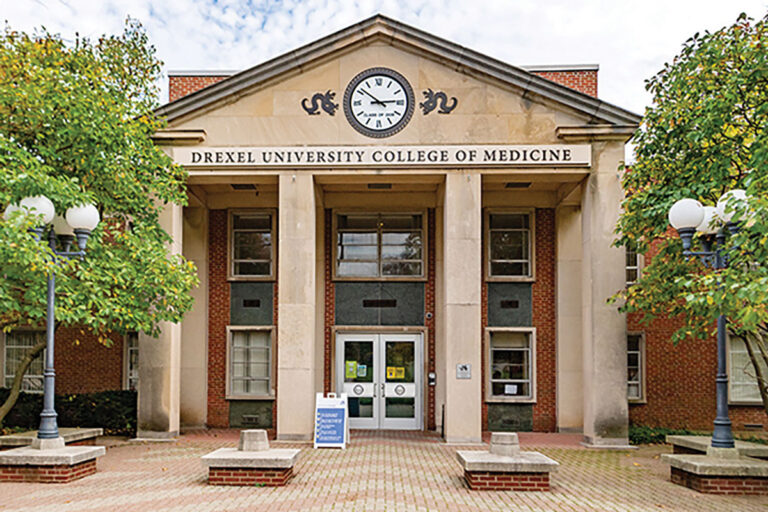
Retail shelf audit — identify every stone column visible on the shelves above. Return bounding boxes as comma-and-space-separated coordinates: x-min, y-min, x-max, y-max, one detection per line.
442, 172, 482, 444
137, 202, 183, 438
180, 206, 208, 428
276, 173, 317, 440
581, 141, 629, 446
556, 205, 583, 431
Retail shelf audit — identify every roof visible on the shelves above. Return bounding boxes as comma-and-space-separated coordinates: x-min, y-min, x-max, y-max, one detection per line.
156, 14, 641, 126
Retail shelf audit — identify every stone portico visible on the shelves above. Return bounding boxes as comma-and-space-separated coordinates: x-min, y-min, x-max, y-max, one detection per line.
136, 15, 639, 445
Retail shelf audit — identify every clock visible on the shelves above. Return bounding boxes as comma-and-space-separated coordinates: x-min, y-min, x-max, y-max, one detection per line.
343, 67, 415, 138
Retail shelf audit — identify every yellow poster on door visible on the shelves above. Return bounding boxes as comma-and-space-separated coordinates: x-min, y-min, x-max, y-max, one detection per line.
395, 367, 405, 379
345, 361, 357, 379
387, 367, 396, 379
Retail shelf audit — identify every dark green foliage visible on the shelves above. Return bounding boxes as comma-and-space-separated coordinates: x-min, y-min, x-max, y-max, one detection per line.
0, 388, 136, 436
628, 424, 700, 445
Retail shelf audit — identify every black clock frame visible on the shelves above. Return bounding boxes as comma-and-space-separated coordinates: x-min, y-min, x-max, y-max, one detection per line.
343, 67, 415, 138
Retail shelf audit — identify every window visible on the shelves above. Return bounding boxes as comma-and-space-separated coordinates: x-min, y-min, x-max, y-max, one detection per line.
3, 331, 45, 393
729, 335, 766, 403
230, 212, 274, 279
487, 329, 535, 401
626, 244, 641, 285
335, 213, 424, 278
124, 332, 139, 392
227, 328, 273, 398
627, 333, 644, 401
487, 212, 533, 279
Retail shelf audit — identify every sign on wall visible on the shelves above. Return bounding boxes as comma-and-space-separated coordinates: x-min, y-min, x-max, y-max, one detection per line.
314, 392, 349, 449
174, 144, 591, 168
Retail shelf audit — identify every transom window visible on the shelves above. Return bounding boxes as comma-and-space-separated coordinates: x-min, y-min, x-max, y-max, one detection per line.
336, 213, 424, 278
229, 329, 272, 397
231, 212, 274, 278
3, 331, 45, 393
488, 330, 534, 400
488, 213, 532, 278
627, 333, 644, 401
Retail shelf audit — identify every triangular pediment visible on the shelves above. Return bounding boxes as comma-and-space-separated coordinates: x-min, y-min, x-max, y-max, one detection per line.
157, 15, 639, 147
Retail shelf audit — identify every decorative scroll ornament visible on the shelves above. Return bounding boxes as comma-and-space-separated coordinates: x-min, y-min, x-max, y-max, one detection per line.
301, 90, 338, 116
419, 89, 458, 115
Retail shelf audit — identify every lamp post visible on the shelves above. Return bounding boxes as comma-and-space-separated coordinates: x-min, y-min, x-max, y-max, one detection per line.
3, 196, 100, 446
668, 190, 749, 450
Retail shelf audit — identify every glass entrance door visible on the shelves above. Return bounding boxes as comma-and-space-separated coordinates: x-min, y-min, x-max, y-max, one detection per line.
337, 333, 422, 430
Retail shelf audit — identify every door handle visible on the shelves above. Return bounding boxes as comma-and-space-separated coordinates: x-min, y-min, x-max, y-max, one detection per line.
381, 382, 385, 397
373, 383, 377, 398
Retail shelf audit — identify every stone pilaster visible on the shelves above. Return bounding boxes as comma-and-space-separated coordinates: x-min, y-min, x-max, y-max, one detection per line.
276, 173, 317, 440
581, 141, 629, 446
137, 202, 183, 438
442, 172, 482, 444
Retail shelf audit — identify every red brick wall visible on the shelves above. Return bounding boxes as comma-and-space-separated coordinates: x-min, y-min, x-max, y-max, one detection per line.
56, 329, 123, 394
168, 75, 229, 102
628, 238, 768, 430
532, 209, 557, 431
323, 209, 334, 394
207, 209, 229, 427
481, 208, 557, 433
426, 209, 436, 430
530, 70, 598, 98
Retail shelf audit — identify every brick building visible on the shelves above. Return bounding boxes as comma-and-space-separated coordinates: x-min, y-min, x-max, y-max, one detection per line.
3, 15, 764, 442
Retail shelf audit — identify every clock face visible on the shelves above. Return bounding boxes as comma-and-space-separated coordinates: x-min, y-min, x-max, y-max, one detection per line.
343, 67, 415, 138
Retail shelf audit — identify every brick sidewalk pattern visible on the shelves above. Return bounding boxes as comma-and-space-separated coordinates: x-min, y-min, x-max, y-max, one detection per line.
2, 430, 767, 511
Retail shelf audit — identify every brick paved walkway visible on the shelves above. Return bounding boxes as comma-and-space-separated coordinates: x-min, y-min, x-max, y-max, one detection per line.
2, 429, 767, 511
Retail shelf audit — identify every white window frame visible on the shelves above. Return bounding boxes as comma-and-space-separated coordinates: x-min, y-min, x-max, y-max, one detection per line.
625, 244, 643, 286
485, 327, 537, 403
228, 209, 277, 281
225, 326, 275, 400
123, 332, 139, 391
728, 334, 765, 405
332, 210, 427, 281
2, 330, 46, 393
485, 209, 535, 282
627, 332, 646, 403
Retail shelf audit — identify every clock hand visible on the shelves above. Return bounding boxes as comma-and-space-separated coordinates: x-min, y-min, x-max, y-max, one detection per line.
360, 89, 386, 106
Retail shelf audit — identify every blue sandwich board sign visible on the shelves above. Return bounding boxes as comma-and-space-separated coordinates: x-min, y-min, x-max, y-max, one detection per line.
313, 392, 349, 449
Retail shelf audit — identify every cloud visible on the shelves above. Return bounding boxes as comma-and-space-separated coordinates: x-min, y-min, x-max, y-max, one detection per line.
4, 0, 768, 115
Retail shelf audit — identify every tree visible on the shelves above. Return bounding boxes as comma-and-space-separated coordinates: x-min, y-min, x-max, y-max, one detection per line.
0, 19, 198, 424
616, 13, 768, 413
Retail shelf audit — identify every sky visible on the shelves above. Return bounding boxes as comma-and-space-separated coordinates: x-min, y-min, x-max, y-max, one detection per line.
4, 0, 768, 117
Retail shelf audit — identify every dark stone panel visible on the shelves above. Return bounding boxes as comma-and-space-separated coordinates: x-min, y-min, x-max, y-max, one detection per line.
230, 282, 273, 325
487, 403, 533, 432
487, 282, 532, 326
335, 282, 424, 326
229, 400, 274, 428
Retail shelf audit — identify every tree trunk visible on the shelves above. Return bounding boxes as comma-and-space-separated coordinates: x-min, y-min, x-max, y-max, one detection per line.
0, 339, 46, 426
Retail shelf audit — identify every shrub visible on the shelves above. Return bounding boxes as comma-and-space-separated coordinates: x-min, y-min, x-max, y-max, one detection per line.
0, 389, 137, 436
628, 424, 701, 445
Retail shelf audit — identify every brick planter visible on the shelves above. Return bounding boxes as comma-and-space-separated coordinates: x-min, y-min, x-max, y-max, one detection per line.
671, 467, 768, 495
209, 466, 293, 486
0, 459, 96, 483
464, 470, 549, 491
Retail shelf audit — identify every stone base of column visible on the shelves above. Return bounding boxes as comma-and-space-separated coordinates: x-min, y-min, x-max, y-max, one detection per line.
208, 467, 293, 486
464, 470, 549, 491
0, 445, 104, 483
134, 430, 179, 442
581, 435, 634, 450
663, 453, 768, 495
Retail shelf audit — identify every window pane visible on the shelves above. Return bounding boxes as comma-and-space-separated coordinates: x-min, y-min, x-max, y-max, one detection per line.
5, 332, 45, 394
627, 368, 639, 381
382, 231, 422, 247
339, 232, 377, 245
492, 382, 529, 397
490, 214, 529, 230
234, 232, 271, 260
491, 331, 529, 348
492, 350, 529, 380
233, 214, 271, 230
491, 231, 528, 261
338, 244, 378, 260
380, 215, 421, 230
382, 261, 421, 276
627, 353, 639, 367
628, 383, 641, 400
490, 262, 527, 277
247, 380, 269, 395
235, 261, 270, 276
627, 335, 641, 351
338, 215, 378, 230
337, 261, 378, 277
